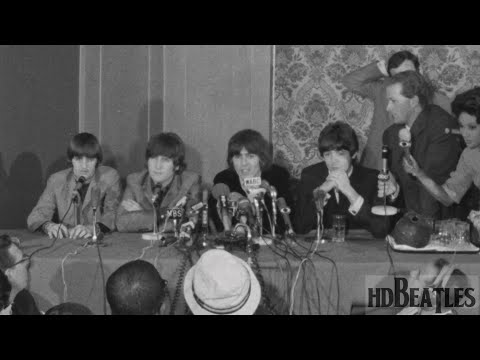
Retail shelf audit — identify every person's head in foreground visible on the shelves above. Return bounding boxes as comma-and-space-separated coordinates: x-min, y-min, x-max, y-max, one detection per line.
106, 260, 166, 315
184, 249, 261, 315
318, 121, 359, 173
404, 258, 470, 315
386, 71, 434, 126
452, 87, 480, 150
67, 132, 103, 183
227, 129, 272, 180
0, 234, 30, 293
45, 302, 94, 315
145, 132, 186, 187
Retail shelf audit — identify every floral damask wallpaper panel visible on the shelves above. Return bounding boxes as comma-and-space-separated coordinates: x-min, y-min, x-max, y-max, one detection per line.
273, 45, 480, 178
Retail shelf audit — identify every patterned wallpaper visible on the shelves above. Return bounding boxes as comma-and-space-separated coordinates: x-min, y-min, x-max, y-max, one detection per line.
273, 45, 480, 178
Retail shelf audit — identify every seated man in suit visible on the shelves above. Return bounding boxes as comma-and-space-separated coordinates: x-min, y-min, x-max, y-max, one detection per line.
295, 121, 389, 238
27, 132, 121, 239
116, 132, 201, 233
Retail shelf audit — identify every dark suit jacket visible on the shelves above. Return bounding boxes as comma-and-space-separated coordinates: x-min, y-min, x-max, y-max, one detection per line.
383, 104, 463, 219
209, 165, 294, 234
295, 162, 389, 238
116, 170, 201, 232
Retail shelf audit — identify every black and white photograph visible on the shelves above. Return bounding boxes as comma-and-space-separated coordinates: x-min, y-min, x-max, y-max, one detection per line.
1, 45, 479, 316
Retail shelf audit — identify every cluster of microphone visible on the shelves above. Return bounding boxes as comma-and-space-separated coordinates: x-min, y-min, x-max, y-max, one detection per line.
211, 177, 295, 242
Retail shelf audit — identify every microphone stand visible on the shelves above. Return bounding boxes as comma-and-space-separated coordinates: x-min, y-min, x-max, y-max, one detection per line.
253, 198, 263, 237
316, 209, 324, 243
92, 206, 98, 242
73, 193, 79, 227
270, 186, 278, 239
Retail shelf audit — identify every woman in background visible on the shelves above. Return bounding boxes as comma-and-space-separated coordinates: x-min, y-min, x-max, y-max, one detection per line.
403, 87, 480, 243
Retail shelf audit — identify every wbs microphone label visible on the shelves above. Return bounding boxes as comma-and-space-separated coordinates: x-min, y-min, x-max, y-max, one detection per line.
364, 274, 479, 314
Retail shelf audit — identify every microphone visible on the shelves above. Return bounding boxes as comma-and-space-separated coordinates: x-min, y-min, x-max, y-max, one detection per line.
372, 145, 399, 217
212, 183, 232, 232
237, 197, 255, 227
276, 197, 295, 235
72, 176, 86, 202
263, 181, 278, 236
381, 145, 389, 176
399, 127, 414, 166
313, 188, 327, 213
151, 184, 162, 205
201, 188, 209, 234
253, 197, 263, 235
91, 187, 102, 242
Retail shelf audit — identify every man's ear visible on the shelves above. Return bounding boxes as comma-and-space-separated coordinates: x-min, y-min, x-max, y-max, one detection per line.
410, 95, 420, 109
351, 152, 358, 161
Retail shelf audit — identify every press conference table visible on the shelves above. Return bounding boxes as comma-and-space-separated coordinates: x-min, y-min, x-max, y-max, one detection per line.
5, 229, 480, 315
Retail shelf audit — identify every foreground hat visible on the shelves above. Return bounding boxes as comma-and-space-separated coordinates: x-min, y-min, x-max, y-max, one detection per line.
184, 249, 261, 315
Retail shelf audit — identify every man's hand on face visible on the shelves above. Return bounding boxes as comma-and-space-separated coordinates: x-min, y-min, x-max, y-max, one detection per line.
327, 170, 352, 195
122, 199, 143, 212
327, 170, 360, 205
68, 225, 93, 239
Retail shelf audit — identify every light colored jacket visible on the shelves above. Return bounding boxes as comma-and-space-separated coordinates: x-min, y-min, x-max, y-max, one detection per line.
116, 169, 201, 232
27, 166, 121, 232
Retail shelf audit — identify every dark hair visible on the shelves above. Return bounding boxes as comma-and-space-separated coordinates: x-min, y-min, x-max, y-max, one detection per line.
227, 129, 272, 171
451, 87, 480, 124
388, 70, 434, 109
145, 132, 186, 174
45, 302, 94, 315
387, 50, 420, 76
0, 234, 17, 272
67, 132, 103, 165
0, 270, 11, 311
106, 260, 166, 315
318, 121, 359, 157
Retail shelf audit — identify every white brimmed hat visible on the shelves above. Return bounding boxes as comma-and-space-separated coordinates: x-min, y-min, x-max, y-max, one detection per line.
184, 249, 261, 315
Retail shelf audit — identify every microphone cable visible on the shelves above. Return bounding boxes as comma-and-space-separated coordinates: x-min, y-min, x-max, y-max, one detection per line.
95, 238, 107, 315
10, 198, 75, 269
61, 239, 91, 303
382, 180, 397, 277
295, 239, 341, 315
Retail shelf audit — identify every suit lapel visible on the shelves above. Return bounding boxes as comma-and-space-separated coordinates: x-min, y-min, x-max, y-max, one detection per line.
161, 175, 181, 208
142, 172, 154, 208
81, 170, 99, 211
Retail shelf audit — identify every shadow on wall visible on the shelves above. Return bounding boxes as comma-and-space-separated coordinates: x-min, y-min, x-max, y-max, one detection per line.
0, 152, 44, 229
102, 144, 126, 190
126, 99, 165, 178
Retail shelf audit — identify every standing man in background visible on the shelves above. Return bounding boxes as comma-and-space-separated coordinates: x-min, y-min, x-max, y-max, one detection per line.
342, 50, 451, 170
380, 71, 462, 219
